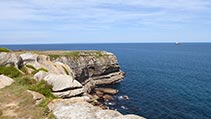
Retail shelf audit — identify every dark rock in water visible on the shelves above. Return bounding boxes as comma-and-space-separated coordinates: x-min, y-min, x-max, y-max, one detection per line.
103, 94, 114, 101
118, 95, 129, 100
121, 106, 128, 110
104, 101, 116, 106
95, 88, 119, 95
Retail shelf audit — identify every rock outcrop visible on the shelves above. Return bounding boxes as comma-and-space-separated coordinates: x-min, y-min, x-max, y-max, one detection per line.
1, 51, 124, 97
27, 90, 45, 105
48, 97, 146, 119
0, 50, 146, 119
51, 51, 125, 93
0, 75, 14, 89
44, 74, 82, 92
0, 52, 21, 68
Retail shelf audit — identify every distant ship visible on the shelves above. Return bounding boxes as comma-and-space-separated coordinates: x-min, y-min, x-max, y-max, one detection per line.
176, 42, 181, 45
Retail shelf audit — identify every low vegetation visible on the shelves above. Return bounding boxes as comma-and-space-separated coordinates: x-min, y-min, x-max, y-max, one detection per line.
0, 47, 10, 52
0, 66, 56, 118
49, 51, 80, 60
0, 76, 56, 119
62, 66, 69, 75
26, 64, 37, 70
32, 68, 48, 75
0, 66, 21, 78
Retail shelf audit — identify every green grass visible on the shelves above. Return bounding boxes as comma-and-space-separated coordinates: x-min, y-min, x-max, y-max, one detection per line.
31, 68, 48, 75
62, 66, 69, 75
63, 51, 80, 57
15, 76, 37, 86
49, 51, 80, 60
20, 66, 28, 74
95, 51, 104, 58
26, 64, 37, 70
0, 66, 21, 78
0, 47, 10, 52
0, 80, 56, 119
49, 54, 60, 60
29, 80, 55, 98
13, 75, 57, 107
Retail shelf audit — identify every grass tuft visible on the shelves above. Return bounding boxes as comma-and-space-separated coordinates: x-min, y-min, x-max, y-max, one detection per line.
0, 66, 21, 78
29, 80, 56, 107
62, 66, 69, 75
26, 64, 37, 70
32, 68, 48, 75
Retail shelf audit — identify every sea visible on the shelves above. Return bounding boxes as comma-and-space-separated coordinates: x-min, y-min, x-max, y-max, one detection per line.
1, 43, 211, 119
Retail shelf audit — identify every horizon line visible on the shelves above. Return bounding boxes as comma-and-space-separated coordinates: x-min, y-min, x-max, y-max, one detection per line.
0, 41, 211, 45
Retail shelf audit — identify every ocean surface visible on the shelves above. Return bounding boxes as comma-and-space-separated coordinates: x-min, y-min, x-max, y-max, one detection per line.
1, 43, 211, 119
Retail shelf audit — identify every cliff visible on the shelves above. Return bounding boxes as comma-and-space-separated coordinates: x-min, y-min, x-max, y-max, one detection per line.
0, 50, 144, 119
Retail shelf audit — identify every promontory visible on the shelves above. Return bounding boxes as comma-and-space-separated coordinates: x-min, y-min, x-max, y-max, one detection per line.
0, 49, 145, 119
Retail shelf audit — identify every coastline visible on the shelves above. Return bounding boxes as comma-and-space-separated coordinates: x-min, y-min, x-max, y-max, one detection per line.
0, 49, 145, 119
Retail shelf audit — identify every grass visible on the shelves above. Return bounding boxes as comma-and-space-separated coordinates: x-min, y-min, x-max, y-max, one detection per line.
62, 66, 69, 75
0, 79, 56, 119
0, 65, 56, 118
0, 66, 21, 78
29, 80, 56, 107
63, 51, 80, 57
26, 64, 37, 70
25, 65, 48, 75
49, 51, 80, 60
20, 66, 28, 74
13, 75, 56, 105
95, 51, 104, 58
0, 47, 10, 52
31, 68, 48, 75
48, 54, 60, 60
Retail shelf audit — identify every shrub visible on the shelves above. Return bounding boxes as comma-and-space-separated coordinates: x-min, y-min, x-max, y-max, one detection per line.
0, 66, 21, 78
29, 80, 56, 107
29, 80, 56, 99
0, 47, 10, 52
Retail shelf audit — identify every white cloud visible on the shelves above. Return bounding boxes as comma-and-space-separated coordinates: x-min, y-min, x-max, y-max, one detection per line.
0, 0, 210, 32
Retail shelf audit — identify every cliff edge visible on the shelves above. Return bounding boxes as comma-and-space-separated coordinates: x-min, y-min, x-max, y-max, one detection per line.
0, 50, 145, 119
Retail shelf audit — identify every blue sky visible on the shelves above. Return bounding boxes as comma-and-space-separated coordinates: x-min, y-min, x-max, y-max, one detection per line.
0, 0, 211, 44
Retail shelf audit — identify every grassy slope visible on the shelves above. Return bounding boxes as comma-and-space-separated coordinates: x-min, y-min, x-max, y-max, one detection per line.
0, 82, 55, 119
0, 66, 56, 119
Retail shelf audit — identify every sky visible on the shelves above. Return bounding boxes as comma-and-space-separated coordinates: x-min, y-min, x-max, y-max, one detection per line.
0, 0, 211, 44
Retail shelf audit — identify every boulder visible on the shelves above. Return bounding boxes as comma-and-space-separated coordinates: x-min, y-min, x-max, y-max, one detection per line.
0, 52, 21, 68
48, 98, 145, 119
95, 88, 119, 95
114, 114, 146, 119
103, 95, 114, 101
53, 88, 84, 98
0, 75, 14, 89
34, 71, 48, 82
27, 90, 45, 105
20, 53, 38, 62
44, 74, 82, 92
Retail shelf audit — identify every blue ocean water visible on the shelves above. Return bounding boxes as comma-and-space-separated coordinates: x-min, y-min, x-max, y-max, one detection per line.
1, 43, 211, 119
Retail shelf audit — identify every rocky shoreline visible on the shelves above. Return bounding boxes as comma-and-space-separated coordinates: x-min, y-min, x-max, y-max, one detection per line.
0, 50, 145, 119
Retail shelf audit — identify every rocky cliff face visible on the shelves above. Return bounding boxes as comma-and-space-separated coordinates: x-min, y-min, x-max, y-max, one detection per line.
0, 51, 124, 96
0, 50, 146, 119
51, 51, 125, 93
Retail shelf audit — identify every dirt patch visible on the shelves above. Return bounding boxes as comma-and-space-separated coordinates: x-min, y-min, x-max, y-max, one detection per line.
0, 83, 53, 119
